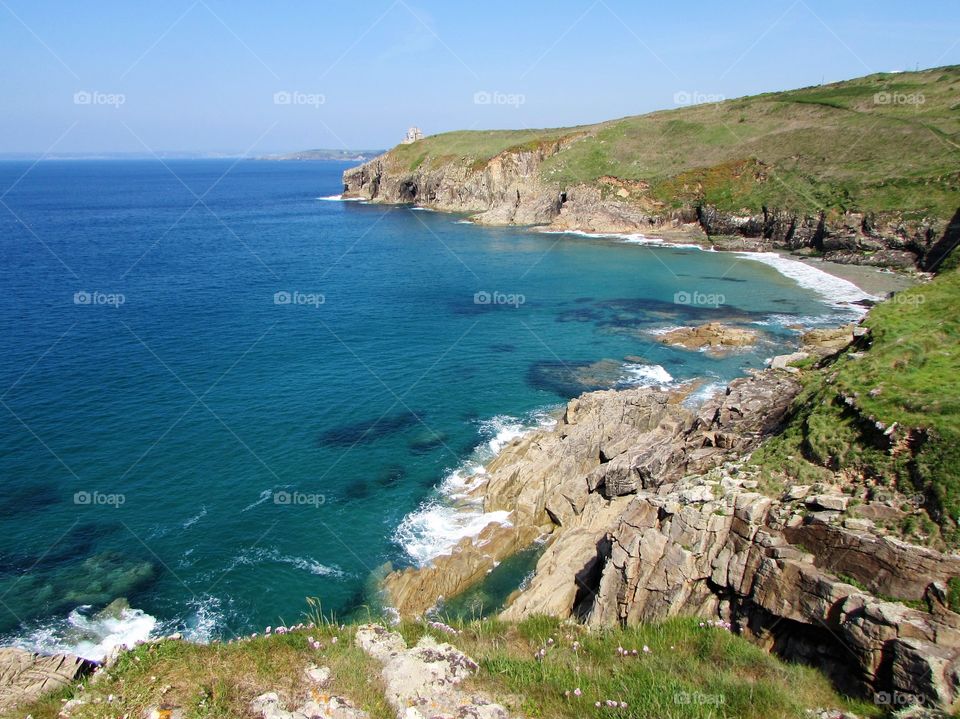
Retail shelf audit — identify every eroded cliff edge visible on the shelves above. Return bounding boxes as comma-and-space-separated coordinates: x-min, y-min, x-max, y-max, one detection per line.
343, 66, 960, 272
379, 285, 960, 711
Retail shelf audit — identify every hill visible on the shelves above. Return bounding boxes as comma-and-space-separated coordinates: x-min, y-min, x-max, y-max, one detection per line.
344, 66, 960, 269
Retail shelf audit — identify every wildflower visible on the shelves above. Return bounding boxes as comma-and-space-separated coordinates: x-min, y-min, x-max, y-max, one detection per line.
547, 637, 554, 645
265, 626, 272, 634
573, 688, 582, 697
595, 702, 602, 708
564, 690, 571, 698
572, 641, 581, 651
642, 645, 650, 653
620, 701, 628, 708
331, 636, 338, 644
631, 649, 638, 656
307, 636, 315, 643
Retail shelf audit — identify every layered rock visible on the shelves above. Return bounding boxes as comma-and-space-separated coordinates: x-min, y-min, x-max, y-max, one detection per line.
656, 322, 759, 354
354, 624, 514, 719
0, 648, 95, 712
343, 149, 951, 269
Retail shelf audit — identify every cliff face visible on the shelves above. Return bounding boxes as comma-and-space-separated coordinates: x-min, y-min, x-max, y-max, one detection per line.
381, 338, 960, 709
343, 148, 953, 270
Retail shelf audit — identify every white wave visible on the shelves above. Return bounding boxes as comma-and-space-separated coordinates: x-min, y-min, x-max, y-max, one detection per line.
409, 206, 436, 212
619, 363, 673, 387
535, 228, 706, 250
227, 548, 344, 577
182, 505, 207, 529
7, 605, 157, 662
181, 596, 225, 644
683, 381, 727, 408
752, 312, 844, 328
394, 409, 558, 565
735, 252, 877, 310
453, 219, 474, 225
645, 324, 687, 337
394, 504, 512, 567
242, 489, 273, 512
316, 194, 367, 202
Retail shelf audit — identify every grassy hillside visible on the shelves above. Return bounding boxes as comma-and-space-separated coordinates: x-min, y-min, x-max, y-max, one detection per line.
752, 260, 960, 545
390, 66, 960, 220
5, 617, 877, 719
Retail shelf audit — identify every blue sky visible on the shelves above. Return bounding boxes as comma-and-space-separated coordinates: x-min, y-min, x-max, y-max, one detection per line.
1, 0, 958, 153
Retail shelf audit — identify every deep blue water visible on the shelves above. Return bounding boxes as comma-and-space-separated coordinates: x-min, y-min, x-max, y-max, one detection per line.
0, 159, 860, 654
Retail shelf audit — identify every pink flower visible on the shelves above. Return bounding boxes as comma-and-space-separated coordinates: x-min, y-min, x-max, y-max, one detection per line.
620, 701, 628, 708
573, 688, 582, 697
331, 637, 338, 644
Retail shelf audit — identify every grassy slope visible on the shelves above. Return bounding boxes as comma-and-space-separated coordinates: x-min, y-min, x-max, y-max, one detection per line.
4, 617, 878, 719
751, 262, 960, 545
387, 66, 960, 220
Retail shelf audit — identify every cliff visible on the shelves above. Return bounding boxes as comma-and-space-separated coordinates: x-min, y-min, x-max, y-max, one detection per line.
344, 66, 960, 270
379, 263, 960, 712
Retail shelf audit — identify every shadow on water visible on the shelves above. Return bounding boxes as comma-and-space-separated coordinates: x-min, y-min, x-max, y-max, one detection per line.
316, 410, 424, 447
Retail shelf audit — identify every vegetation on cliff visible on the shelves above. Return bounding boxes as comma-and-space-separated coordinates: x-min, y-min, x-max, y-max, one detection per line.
5, 617, 877, 719
752, 259, 960, 546
386, 66, 959, 221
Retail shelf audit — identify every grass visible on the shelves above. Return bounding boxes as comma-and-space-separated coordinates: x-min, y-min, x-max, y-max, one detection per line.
378, 65, 960, 221
2, 624, 394, 719
3, 617, 879, 719
750, 261, 960, 546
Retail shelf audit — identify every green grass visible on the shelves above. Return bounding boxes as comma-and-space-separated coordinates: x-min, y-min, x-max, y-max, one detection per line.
380, 65, 960, 221
751, 261, 960, 545
3, 617, 878, 719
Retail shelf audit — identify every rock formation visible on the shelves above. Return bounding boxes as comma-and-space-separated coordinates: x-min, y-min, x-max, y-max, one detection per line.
0, 647, 95, 712
343, 146, 951, 270
380, 351, 960, 710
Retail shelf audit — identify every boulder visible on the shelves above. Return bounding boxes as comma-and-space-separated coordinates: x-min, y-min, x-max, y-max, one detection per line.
0, 647, 95, 713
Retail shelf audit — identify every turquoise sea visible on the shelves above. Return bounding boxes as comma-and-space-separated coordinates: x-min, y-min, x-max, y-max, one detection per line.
0, 159, 868, 656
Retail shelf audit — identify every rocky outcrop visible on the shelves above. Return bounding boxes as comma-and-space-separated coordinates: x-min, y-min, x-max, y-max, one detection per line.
0, 648, 95, 712
250, 665, 370, 719
383, 371, 800, 616
354, 624, 514, 719
343, 148, 951, 269
656, 323, 759, 353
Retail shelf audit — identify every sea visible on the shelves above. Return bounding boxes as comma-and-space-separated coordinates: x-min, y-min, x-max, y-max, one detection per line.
0, 159, 871, 658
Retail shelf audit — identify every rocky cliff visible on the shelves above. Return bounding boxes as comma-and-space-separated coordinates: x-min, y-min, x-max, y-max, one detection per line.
343, 147, 956, 271
380, 325, 960, 711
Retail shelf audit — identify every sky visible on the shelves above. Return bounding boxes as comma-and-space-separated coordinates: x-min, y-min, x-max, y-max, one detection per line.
1, 0, 958, 154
